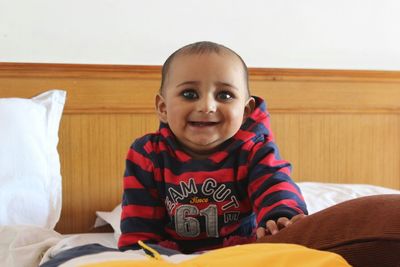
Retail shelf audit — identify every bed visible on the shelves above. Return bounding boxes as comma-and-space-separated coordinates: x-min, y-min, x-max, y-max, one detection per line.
0, 62, 399, 267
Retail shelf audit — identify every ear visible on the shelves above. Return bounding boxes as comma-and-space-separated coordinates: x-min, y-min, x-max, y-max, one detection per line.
155, 94, 168, 123
243, 96, 255, 120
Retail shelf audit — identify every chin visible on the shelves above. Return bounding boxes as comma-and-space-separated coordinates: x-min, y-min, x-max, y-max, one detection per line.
192, 141, 220, 149
192, 143, 222, 154
183, 137, 225, 154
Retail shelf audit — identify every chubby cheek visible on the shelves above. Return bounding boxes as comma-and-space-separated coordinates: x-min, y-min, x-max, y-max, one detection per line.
225, 108, 246, 131
166, 105, 186, 126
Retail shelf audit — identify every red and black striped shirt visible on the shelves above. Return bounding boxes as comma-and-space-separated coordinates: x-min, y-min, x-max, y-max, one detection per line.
118, 96, 307, 253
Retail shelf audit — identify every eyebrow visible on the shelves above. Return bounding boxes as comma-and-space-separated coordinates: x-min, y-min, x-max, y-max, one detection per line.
216, 81, 239, 91
176, 81, 239, 90
176, 81, 199, 87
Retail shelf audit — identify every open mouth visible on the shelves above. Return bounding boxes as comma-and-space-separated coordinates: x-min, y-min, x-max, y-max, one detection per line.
188, 121, 219, 127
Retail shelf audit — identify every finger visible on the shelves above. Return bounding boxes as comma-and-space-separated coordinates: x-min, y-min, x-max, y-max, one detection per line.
256, 227, 266, 239
266, 220, 279, 235
291, 214, 307, 224
277, 217, 291, 229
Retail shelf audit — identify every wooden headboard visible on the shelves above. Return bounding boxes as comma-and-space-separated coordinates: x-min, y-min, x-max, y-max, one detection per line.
1, 63, 399, 234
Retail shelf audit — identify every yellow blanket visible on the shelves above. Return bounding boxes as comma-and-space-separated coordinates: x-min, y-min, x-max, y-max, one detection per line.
81, 243, 350, 267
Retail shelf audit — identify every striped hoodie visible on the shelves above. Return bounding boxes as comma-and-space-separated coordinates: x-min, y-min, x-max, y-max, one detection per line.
118, 96, 307, 253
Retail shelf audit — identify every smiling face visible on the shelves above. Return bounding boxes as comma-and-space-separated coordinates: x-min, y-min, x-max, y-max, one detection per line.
156, 51, 255, 158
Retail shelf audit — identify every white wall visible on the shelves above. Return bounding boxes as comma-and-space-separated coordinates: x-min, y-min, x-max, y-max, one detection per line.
1, 0, 399, 70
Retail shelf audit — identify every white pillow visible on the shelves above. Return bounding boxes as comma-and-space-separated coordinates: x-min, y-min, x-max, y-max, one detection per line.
95, 182, 400, 240
95, 204, 122, 240
298, 182, 400, 214
0, 90, 66, 229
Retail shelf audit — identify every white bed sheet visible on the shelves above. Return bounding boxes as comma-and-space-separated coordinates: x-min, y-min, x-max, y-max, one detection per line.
0, 226, 117, 267
2, 183, 399, 267
0, 225, 61, 267
40, 233, 117, 265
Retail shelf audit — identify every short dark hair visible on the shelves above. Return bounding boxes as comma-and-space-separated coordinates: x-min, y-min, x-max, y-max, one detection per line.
159, 41, 249, 95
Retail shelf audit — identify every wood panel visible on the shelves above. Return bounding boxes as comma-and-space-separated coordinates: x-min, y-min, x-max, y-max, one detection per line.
1, 63, 400, 114
1, 62, 400, 233
271, 113, 400, 188
58, 114, 159, 233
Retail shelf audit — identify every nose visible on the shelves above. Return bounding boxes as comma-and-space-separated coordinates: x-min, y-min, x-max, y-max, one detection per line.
197, 95, 217, 113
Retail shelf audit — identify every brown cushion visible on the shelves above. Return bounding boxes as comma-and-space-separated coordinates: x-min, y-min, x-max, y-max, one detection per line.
256, 194, 400, 267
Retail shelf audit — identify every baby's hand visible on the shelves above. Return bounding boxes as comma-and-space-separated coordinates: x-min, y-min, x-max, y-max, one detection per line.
256, 214, 307, 239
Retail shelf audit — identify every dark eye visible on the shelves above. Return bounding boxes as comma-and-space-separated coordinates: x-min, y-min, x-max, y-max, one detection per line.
217, 91, 234, 101
181, 90, 199, 100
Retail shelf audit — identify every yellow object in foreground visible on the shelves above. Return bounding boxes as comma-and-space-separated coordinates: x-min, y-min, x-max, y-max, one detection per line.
82, 243, 350, 267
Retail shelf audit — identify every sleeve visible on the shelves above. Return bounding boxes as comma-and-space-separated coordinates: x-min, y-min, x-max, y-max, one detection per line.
118, 138, 167, 251
247, 139, 308, 228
